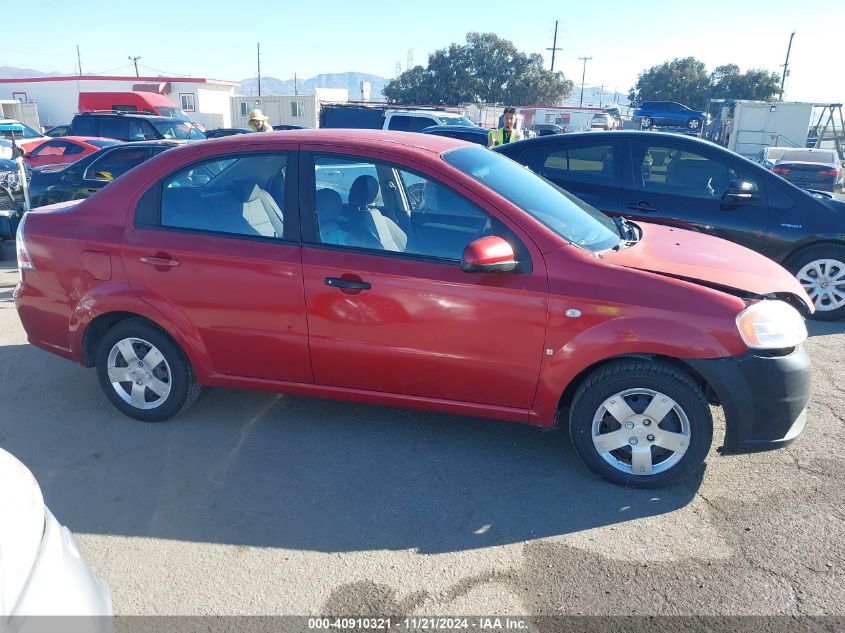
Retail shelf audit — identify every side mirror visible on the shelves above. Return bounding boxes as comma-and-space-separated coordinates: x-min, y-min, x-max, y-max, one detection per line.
461, 236, 517, 273
722, 179, 758, 207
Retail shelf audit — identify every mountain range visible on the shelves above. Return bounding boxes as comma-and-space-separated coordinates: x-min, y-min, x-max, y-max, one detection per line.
237, 73, 389, 101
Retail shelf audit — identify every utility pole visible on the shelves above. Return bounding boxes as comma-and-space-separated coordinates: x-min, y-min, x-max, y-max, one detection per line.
294, 72, 297, 96
578, 56, 592, 107
257, 43, 262, 97
546, 20, 562, 72
599, 84, 605, 107
779, 31, 796, 102
76, 45, 82, 75
128, 56, 141, 77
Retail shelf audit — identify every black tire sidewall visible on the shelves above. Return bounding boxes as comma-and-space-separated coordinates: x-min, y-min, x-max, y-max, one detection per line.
569, 363, 713, 488
786, 244, 845, 321
95, 320, 193, 422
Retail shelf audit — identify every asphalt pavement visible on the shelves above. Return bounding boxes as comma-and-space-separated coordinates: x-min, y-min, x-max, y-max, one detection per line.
0, 262, 843, 617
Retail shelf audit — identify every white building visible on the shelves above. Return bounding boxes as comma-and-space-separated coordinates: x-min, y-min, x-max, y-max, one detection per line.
231, 88, 349, 128
0, 75, 240, 129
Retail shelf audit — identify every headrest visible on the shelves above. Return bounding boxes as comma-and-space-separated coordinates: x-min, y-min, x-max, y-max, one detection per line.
348, 175, 379, 209
316, 188, 343, 218
230, 180, 262, 203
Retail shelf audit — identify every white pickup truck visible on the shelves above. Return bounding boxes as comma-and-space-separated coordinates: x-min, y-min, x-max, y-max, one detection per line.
319, 105, 476, 132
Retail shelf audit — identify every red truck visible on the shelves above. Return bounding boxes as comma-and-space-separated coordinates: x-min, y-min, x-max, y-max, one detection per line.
13, 130, 812, 487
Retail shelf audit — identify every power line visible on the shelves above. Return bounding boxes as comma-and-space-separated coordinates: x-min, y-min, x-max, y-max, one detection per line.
138, 64, 189, 77
88, 63, 135, 76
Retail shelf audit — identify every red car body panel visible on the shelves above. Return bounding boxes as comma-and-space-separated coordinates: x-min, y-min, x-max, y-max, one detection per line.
13, 130, 812, 429
24, 137, 116, 168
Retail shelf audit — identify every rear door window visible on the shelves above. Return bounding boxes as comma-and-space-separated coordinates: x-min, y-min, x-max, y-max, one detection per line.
519, 142, 618, 187
85, 148, 149, 181
99, 117, 131, 141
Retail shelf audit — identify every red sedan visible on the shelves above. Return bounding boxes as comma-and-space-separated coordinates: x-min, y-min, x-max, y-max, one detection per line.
13, 130, 812, 487
23, 136, 122, 168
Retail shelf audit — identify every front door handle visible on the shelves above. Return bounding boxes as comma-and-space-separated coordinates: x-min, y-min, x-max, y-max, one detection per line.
626, 201, 657, 213
140, 255, 180, 267
325, 276, 371, 290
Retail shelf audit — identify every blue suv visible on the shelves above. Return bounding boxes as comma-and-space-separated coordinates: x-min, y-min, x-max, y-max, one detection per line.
633, 101, 708, 131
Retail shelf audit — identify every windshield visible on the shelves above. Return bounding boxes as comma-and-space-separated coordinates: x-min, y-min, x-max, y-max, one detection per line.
437, 116, 477, 127
151, 120, 205, 140
443, 146, 621, 252
156, 107, 192, 123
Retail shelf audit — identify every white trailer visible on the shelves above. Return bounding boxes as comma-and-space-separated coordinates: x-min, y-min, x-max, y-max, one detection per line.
714, 101, 815, 158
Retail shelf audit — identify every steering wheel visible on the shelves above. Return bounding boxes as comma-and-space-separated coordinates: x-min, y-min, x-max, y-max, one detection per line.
474, 216, 493, 240
406, 183, 426, 211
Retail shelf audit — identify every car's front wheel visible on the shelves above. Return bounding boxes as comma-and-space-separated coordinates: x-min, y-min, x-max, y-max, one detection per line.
687, 117, 702, 130
95, 319, 202, 422
569, 361, 713, 488
786, 245, 845, 321
641, 117, 653, 129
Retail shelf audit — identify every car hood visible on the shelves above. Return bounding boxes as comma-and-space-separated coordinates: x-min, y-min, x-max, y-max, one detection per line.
602, 222, 813, 311
0, 448, 46, 615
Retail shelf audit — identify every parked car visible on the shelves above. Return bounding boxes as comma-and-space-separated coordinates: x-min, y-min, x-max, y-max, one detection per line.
421, 124, 489, 145
772, 148, 844, 194
24, 136, 122, 168
29, 140, 185, 207
273, 124, 312, 131
495, 130, 845, 320
320, 104, 476, 131
0, 118, 49, 154
590, 113, 615, 130
78, 91, 202, 130
633, 101, 708, 131
533, 123, 564, 136
69, 112, 205, 142
44, 124, 70, 138
0, 447, 112, 618
205, 128, 253, 138
14, 130, 812, 488
753, 146, 793, 170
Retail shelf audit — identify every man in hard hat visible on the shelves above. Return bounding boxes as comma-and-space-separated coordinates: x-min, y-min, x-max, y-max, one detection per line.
248, 109, 272, 132
488, 106, 523, 148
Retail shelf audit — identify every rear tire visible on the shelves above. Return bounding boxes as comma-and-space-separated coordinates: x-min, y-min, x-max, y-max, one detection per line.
785, 245, 845, 321
95, 319, 202, 422
641, 117, 653, 129
569, 360, 713, 488
687, 117, 702, 130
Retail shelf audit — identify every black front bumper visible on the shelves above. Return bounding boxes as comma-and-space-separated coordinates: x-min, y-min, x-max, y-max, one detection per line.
684, 345, 811, 454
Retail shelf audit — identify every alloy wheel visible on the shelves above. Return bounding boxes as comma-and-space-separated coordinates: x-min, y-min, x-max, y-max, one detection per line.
106, 337, 172, 410
591, 388, 691, 476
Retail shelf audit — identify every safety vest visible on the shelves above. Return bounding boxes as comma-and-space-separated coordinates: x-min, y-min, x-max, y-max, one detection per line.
488, 127, 523, 147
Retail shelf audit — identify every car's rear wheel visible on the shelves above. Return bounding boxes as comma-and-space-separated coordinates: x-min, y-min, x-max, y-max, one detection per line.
786, 245, 845, 321
569, 361, 712, 488
641, 117, 653, 129
95, 320, 202, 422
687, 117, 702, 130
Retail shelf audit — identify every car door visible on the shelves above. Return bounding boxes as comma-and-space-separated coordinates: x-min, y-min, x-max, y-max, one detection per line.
122, 151, 312, 382
622, 137, 769, 252
510, 139, 624, 215
299, 146, 548, 410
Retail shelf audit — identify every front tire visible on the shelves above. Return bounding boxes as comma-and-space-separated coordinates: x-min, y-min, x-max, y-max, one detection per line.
95, 320, 202, 422
687, 117, 702, 130
569, 361, 713, 488
786, 245, 845, 321
641, 116, 653, 129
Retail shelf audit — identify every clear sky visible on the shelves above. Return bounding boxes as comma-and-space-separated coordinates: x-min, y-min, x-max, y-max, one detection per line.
5, 0, 843, 102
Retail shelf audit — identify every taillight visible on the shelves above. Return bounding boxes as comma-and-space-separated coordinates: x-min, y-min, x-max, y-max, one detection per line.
16, 213, 34, 273
772, 166, 790, 175
819, 168, 840, 178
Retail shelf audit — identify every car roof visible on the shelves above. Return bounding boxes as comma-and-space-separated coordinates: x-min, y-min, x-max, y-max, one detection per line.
495, 130, 719, 151
422, 125, 487, 133
199, 128, 469, 154
74, 112, 183, 123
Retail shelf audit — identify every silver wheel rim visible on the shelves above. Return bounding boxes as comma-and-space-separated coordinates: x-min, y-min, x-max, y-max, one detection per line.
592, 388, 691, 476
106, 337, 172, 410
642, 118, 652, 128
688, 118, 700, 129
796, 258, 845, 312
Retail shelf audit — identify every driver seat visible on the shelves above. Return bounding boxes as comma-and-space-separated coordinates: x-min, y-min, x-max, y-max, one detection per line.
347, 175, 407, 252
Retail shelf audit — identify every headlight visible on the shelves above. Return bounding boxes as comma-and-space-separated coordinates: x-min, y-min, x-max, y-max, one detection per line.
736, 300, 807, 350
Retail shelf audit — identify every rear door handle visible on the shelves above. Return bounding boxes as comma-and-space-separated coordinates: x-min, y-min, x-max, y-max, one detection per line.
325, 277, 371, 290
626, 201, 657, 213
140, 255, 180, 267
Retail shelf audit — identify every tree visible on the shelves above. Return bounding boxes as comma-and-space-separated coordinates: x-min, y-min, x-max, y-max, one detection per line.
629, 58, 783, 109
628, 57, 711, 109
383, 32, 573, 105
